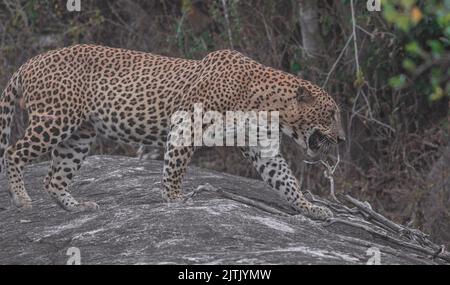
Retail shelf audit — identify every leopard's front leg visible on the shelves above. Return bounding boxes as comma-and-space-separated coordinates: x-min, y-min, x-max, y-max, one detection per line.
240, 146, 333, 220
161, 121, 195, 202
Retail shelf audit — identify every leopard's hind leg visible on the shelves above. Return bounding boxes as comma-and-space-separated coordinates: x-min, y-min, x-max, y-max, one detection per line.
5, 116, 78, 210
44, 122, 98, 212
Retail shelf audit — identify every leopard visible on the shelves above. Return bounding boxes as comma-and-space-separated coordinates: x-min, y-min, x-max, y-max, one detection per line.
0, 45, 345, 220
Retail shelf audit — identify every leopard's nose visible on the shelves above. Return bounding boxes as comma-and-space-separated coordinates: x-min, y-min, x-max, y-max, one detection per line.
337, 126, 346, 144
337, 135, 345, 144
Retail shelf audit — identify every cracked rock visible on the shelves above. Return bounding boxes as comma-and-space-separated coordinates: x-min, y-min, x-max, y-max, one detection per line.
0, 156, 441, 264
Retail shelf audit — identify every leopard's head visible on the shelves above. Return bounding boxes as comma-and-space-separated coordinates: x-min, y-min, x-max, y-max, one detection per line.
279, 79, 345, 158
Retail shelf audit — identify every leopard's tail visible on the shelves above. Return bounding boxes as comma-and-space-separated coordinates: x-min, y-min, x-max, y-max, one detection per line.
0, 68, 23, 174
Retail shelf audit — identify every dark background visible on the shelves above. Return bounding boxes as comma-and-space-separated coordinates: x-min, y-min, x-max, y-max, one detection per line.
0, 0, 448, 246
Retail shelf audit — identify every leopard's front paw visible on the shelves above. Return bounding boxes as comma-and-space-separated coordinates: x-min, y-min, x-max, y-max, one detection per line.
73, 201, 100, 212
307, 205, 333, 221
162, 189, 193, 203
293, 199, 333, 221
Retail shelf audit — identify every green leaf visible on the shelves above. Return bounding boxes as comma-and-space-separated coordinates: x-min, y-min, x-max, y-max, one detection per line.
383, 4, 398, 23
291, 62, 301, 74
445, 26, 450, 37
354, 70, 365, 87
427, 40, 444, 57
405, 41, 423, 56
402, 58, 416, 71
396, 15, 411, 31
181, 0, 192, 13
400, 0, 415, 9
389, 74, 407, 89
430, 86, 444, 101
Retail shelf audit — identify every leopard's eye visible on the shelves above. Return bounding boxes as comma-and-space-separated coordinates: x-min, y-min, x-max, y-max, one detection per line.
296, 87, 314, 104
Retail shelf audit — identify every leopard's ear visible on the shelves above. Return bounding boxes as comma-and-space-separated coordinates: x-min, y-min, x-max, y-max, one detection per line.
296, 86, 315, 104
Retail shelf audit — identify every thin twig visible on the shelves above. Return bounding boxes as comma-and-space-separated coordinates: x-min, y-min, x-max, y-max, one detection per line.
356, 25, 375, 38
220, 0, 234, 49
350, 0, 360, 74
343, 194, 405, 234
322, 34, 353, 88
194, 183, 289, 217
304, 153, 340, 202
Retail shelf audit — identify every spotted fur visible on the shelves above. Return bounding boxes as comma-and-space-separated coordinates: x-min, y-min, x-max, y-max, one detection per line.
0, 45, 344, 219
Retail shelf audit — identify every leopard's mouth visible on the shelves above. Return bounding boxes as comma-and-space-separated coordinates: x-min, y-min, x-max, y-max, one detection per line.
307, 130, 333, 157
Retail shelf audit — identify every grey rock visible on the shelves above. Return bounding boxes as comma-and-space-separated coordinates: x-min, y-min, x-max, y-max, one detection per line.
0, 156, 442, 264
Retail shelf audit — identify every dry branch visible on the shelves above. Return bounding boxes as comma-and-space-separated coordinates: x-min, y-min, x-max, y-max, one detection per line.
304, 153, 340, 202
193, 183, 290, 217
191, 155, 450, 264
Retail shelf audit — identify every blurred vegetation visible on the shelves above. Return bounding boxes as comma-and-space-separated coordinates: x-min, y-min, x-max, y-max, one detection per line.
0, 0, 449, 245
384, 0, 450, 101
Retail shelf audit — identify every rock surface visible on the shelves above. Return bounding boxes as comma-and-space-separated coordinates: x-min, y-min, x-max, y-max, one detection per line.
0, 156, 443, 264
